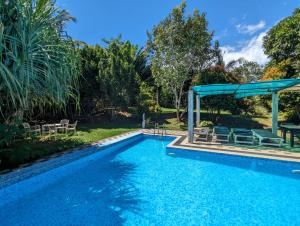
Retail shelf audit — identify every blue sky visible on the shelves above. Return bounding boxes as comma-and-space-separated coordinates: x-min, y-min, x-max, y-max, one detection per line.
57, 0, 300, 64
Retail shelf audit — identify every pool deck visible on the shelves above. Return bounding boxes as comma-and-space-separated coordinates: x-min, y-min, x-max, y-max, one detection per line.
142, 129, 300, 163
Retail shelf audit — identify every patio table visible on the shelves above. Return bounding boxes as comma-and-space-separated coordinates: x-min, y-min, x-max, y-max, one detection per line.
42, 123, 61, 134
280, 124, 300, 147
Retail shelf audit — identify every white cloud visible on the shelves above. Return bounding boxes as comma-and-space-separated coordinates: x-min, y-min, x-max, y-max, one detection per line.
236, 20, 266, 35
221, 32, 269, 65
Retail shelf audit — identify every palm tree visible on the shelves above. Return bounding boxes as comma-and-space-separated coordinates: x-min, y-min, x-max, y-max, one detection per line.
0, 0, 80, 121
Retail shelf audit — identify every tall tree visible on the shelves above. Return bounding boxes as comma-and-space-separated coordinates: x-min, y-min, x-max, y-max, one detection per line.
98, 38, 142, 108
79, 38, 152, 115
226, 58, 262, 83
263, 8, 300, 75
263, 8, 300, 122
148, 1, 214, 121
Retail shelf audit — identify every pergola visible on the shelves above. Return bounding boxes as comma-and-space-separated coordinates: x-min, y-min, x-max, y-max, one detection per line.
187, 78, 300, 143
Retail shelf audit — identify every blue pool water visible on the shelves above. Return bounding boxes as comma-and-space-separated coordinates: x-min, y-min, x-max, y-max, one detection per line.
1, 135, 300, 225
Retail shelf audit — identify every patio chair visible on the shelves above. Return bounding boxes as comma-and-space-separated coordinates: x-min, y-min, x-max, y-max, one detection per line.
42, 124, 57, 135
22, 123, 41, 136
66, 121, 77, 134
194, 127, 210, 142
56, 119, 69, 133
252, 129, 283, 147
231, 128, 254, 145
212, 126, 230, 143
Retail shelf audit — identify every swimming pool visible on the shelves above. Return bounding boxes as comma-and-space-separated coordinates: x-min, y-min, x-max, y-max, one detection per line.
0, 134, 300, 225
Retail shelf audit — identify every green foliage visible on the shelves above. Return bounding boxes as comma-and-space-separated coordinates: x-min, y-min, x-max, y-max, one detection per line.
226, 58, 263, 83
0, 0, 81, 122
79, 37, 150, 115
136, 82, 159, 115
199, 120, 213, 128
263, 8, 300, 74
261, 59, 291, 80
148, 1, 215, 121
0, 117, 24, 148
279, 93, 300, 123
263, 8, 300, 122
98, 38, 140, 107
193, 66, 242, 120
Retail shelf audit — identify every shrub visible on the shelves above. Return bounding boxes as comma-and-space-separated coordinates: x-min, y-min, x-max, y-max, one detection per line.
200, 120, 214, 128
0, 118, 24, 148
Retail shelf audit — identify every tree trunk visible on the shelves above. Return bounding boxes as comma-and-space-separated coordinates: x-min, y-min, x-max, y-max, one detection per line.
173, 88, 183, 123
156, 88, 159, 106
175, 96, 181, 122
176, 107, 180, 122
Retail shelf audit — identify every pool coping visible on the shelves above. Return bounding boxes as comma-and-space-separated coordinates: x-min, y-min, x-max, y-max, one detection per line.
164, 133, 300, 163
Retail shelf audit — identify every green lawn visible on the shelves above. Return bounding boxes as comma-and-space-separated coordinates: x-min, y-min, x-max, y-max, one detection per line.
0, 120, 139, 171
155, 107, 273, 131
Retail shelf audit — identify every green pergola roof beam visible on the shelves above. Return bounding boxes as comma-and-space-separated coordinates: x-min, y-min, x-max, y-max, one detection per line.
192, 78, 300, 99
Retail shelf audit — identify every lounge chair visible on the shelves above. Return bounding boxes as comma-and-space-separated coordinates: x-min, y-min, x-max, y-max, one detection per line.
212, 126, 230, 143
194, 127, 210, 141
231, 128, 254, 145
252, 129, 283, 147
66, 121, 77, 134
22, 123, 41, 136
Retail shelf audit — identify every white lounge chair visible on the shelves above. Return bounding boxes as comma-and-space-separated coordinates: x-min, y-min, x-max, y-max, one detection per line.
252, 129, 283, 147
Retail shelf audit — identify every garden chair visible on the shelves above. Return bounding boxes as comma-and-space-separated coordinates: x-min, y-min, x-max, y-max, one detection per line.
42, 124, 57, 135
212, 126, 230, 143
66, 121, 77, 134
252, 129, 283, 147
194, 127, 210, 142
22, 123, 41, 137
56, 119, 69, 133
231, 128, 254, 145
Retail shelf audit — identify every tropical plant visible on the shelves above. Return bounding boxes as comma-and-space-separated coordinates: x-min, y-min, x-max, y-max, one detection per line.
226, 58, 262, 83
0, 116, 24, 148
0, 0, 80, 122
